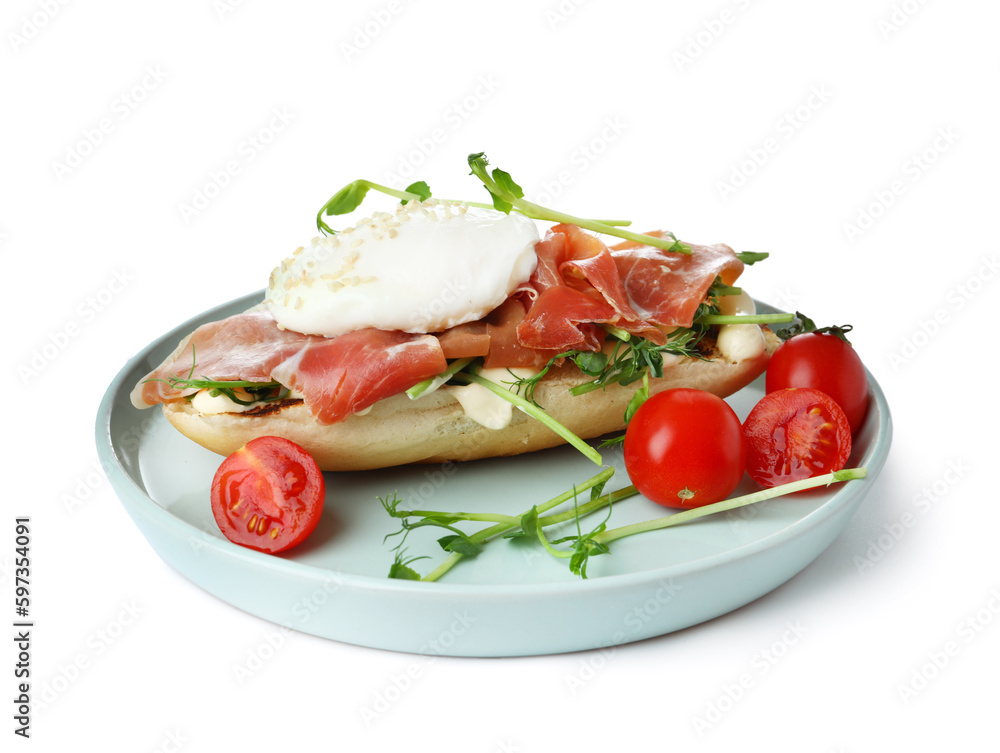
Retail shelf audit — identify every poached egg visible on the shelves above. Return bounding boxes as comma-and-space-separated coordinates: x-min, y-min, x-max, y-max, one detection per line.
265, 199, 539, 337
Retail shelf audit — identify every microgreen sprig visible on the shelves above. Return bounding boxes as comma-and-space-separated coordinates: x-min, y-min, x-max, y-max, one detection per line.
467, 152, 690, 254
537, 467, 868, 578
316, 179, 431, 234
314, 153, 690, 255
381, 467, 622, 582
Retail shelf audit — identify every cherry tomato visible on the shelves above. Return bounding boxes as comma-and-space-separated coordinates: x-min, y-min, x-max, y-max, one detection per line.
743, 387, 852, 489
623, 388, 746, 509
765, 333, 869, 433
210, 436, 325, 554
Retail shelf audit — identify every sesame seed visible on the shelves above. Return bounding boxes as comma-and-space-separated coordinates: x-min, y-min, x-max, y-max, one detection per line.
294, 296, 303, 309
328, 281, 344, 292
321, 271, 345, 280
292, 246, 304, 256
387, 228, 398, 239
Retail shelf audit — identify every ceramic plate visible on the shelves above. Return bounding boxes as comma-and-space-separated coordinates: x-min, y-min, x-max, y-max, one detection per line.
97, 292, 891, 657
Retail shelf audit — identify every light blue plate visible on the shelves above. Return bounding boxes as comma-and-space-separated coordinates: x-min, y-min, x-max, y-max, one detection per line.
96, 292, 892, 657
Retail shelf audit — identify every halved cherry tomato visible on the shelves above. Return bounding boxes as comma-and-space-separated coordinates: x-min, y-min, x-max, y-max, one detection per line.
743, 387, 852, 489
624, 388, 746, 509
210, 436, 325, 553
766, 333, 869, 434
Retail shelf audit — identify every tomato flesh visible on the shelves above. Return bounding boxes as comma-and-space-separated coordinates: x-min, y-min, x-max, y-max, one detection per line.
765, 333, 869, 434
743, 387, 851, 489
210, 436, 325, 553
624, 388, 746, 509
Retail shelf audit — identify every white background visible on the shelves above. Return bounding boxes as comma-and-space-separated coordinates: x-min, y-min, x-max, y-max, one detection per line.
4, 0, 998, 750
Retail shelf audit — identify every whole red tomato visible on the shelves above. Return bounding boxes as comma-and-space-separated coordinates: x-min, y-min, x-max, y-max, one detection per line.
210, 436, 325, 553
623, 388, 746, 509
766, 332, 869, 433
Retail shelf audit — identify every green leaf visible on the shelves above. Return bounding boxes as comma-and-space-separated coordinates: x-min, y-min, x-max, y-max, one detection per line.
484, 185, 514, 214
573, 351, 607, 377
623, 380, 648, 424
322, 180, 371, 217
437, 534, 482, 557
520, 506, 540, 538
491, 167, 524, 200
388, 551, 427, 580
736, 251, 769, 265
402, 180, 432, 203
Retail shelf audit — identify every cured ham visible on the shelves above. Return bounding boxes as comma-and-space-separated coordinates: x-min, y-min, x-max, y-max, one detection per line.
270, 329, 447, 424
610, 231, 744, 328
515, 225, 744, 353
135, 308, 312, 407
133, 309, 447, 425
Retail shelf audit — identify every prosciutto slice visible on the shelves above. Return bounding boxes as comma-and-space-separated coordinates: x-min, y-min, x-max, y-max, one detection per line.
610, 231, 744, 328
270, 329, 446, 424
133, 308, 446, 425
515, 225, 744, 352
135, 308, 312, 407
